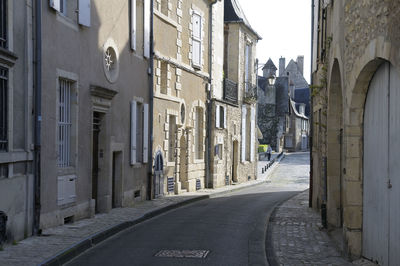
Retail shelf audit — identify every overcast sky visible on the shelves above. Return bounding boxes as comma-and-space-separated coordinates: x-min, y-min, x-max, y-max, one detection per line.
238, 0, 312, 83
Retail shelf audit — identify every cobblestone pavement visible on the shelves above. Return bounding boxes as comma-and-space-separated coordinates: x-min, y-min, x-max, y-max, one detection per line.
267, 190, 376, 266
0, 154, 283, 266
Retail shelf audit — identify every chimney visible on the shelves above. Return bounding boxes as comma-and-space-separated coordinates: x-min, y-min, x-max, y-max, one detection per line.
297, 55, 304, 76
279, 57, 286, 77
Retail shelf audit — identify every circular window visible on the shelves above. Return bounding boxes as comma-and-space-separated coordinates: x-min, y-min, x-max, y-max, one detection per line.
103, 39, 119, 83
180, 103, 185, 124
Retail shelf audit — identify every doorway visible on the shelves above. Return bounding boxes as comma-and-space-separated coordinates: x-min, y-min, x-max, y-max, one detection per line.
112, 151, 122, 208
232, 140, 238, 183
92, 112, 103, 213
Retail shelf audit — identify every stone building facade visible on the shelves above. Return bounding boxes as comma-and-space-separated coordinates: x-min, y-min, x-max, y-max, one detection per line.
311, 0, 400, 264
0, 0, 35, 242
209, 0, 261, 188
40, 0, 151, 229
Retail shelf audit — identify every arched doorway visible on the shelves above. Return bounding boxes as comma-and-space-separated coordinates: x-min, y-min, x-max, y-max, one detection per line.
326, 60, 343, 227
154, 152, 164, 198
363, 62, 400, 265
179, 135, 188, 190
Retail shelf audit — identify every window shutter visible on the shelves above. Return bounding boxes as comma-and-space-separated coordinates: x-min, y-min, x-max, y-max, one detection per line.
144, 0, 150, 58
50, 0, 61, 12
241, 105, 247, 162
192, 40, 201, 66
192, 13, 202, 67
143, 103, 149, 163
215, 105, 220, 128
78, 0, 91, 27
250, 106, 255, 162
130, 0, 137, 51
130, 101, 137, 164
223, 106, 227, 129
57, 176, 65, 205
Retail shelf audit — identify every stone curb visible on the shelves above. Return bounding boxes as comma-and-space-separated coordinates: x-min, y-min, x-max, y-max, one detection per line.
264, 190, 306, 266
39, 155, 285, 266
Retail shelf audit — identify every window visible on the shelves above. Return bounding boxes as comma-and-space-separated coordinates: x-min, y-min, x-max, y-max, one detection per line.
0, 0, 7, 49
0, 67, 7, 151
215, 144, 223, 160
215, 105, 226, 129
130, 101, 149, 164
161, 0, 168, 16
195, 107, 203, 159
168, 115, 176, 162
0, 163, 7, 178
192, 12, 202, 68
244, 44, 251, 91
130, 0, 136, 50
49, 0, 91, 27
60, 0, 67, 15
160, 61, 168, 94
58, 79, 73, 167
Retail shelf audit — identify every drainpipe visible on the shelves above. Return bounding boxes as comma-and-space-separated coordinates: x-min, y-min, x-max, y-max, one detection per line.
309, 0, 314, 208
33, 0, 42, 235
147, 0, 154, 200
205, 0, 219, 188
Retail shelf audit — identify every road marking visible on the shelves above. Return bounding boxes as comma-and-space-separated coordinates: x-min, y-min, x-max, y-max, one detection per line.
154, 249, 210, 259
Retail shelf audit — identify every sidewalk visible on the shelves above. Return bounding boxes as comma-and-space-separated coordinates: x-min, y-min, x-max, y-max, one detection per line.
0, 154, 284, 266
266, 190, 376, 266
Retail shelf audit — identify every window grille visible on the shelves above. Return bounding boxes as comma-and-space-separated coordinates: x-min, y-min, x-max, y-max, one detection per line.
0, 67, 8, 151
58, 79, 72, 167
0, 0, 7, 49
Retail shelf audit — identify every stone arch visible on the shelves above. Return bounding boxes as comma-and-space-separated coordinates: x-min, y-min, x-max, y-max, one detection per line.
326, 59, 344, 228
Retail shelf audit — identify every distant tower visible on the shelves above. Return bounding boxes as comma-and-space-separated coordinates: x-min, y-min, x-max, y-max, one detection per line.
262, 58, 277, 79
296, 55, 304, 76
279, 57, 286, 77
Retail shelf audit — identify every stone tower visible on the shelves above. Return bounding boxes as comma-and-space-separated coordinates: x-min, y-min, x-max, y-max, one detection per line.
279, 57, 286, 77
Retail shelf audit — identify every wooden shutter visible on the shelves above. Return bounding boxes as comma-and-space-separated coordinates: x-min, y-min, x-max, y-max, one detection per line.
78, 0, 91, 27
130, 101, 137, 164
50, 0, 61, 12
144, 0, 150, 58
215, 105, 220, 128
241, 105, 246, 162
130, 0, 137, 51
143, 103, 149, 163
223, 106, 227, 129
250, 106, 255, 162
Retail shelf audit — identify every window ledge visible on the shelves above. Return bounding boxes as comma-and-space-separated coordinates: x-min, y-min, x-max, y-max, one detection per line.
56, 13, 79, 32
58, 167, 76, 176
0, 48, 18, 67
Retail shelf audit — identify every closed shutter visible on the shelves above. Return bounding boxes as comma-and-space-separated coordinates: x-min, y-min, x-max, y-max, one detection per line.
50, 0, 61, 11
143, 0, 150, 58
215, 105, 220, 128
57, 176, 65, 205
64, 175, 77, 205
250, 106, 255, 162
192, 13, 202, 67
130, 0, 136, 51
241, 105, 246, 162
78, 0, 91, 27
143, 103, 149, 163
130, 101, 137, 164
223, 106, 227, 129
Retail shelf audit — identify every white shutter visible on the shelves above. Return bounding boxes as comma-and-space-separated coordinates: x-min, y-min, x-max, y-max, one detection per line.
78, 0, 91, 27
192, 13, 202, 67
143, 103, 149, 163
130, 101, 137, 164
130, 0, 137, 51
250, 106, 255, 162
223, 106, 227, 129
192, 40, 201, 66
50, 0, 61, 12
64, 175, 77, 204
215, 105, 220, 128
143, 0, 150, 58
241, 105, 247, 162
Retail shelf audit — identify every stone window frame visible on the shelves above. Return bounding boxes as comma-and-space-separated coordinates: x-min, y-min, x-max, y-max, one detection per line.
55, 69, 79, 176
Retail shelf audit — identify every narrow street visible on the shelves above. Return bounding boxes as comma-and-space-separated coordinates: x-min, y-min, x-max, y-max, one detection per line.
66, 153, 309, 266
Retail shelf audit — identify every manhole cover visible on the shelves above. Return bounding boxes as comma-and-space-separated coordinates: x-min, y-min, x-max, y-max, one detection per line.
154, 249, 210, 259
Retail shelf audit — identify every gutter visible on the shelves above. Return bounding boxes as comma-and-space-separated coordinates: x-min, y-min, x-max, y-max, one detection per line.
33, 0, 42, 235
309, 0, 314, 208
148, 0, 154, 199
205, 0, 219, 188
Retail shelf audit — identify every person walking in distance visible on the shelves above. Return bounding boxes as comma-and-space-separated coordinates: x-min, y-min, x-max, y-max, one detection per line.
267, 145, 272, 161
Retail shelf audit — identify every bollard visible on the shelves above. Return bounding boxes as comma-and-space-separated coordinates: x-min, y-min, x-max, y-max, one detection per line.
0, 211, 7, 245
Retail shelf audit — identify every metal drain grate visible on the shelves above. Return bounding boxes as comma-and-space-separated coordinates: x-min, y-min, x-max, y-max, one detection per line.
155, 249, 210, 259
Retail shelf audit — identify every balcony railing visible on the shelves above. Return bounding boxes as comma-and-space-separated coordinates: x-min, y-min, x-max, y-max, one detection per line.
223, 78, 238, 104
243, 81, 257, 103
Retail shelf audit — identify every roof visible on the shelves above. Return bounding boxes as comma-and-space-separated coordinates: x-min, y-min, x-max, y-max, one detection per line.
294, 87, 310, 116
262, 58, 277, 71
224, 0, 262, 40
290, 99, 308, 120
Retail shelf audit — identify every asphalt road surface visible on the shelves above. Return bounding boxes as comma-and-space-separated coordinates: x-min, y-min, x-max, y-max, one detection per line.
66, 152, 309, 266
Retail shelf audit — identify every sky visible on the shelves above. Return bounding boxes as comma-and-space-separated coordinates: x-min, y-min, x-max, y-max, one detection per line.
238, 0, 312, 83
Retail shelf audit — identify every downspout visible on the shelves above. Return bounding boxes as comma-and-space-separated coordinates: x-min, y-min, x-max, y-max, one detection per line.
206, 0, 218, 188
33, 0, 42, 235
309, 0, 314, 208
147, 0, 154, 200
